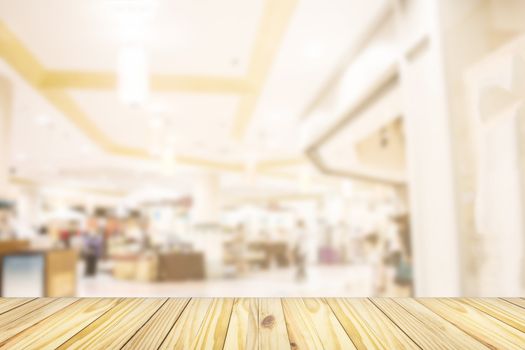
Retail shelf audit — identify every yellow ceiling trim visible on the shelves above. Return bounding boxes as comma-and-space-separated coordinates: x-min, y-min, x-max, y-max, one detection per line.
257, 156, 306, 171
41, 70, 255, 94
0, 18, 303, 175
0, 22, 45, 86
225, 192, 322, 207
231, 0, 298, 140
10, 176, 126, 197
174, 155, 244, 172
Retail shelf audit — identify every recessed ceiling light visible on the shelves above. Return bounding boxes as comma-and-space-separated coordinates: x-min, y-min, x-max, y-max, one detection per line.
304, 42, 324, 60
35, 114, 52, 127
149, 146, 161, 157
342, 180, 354, 197
81, 145, 92, 155
148, 118, 163, 129
268, 112, 282, 121
117, 45, 149, 107
14, 153, 28, 162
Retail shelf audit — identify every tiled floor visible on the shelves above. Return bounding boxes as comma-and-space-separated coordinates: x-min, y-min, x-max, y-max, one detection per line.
78, 264, 376, 297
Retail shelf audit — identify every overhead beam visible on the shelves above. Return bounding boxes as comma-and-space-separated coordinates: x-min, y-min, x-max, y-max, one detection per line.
256, 156, 306, 171
41, 71, 255, 94
230, 0, 298, 140
0, 19, 306, 177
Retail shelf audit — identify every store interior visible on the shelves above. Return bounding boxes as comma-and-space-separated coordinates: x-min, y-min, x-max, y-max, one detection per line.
0, 0, 525, 298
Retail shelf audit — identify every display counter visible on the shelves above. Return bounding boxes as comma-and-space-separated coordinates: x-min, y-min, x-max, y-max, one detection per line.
0, 244, 77, 297
158, 252, 205, 281
247, 241, 290, 268
112, 251, 205, 282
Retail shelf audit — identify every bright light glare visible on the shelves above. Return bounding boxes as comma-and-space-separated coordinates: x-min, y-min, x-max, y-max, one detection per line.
35, 114, 52, 127
117, 45, 149, 106
148, 117, 163, 129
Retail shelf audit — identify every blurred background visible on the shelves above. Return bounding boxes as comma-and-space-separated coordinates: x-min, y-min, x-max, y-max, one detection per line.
0, 0, 524, 298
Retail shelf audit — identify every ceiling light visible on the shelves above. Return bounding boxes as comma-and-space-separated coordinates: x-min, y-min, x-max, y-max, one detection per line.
35, 114, 52, 127
149, 146, 161, 157
161, 149, 176, 175
148, 117, 163, 129
117, 44, 149, 107
304, 42, 324, 60
14, 153, 28, 162
299, 168, 313, 192
80, 145, 92, 155
342, 180, 354, 197
105, 0, 158, 42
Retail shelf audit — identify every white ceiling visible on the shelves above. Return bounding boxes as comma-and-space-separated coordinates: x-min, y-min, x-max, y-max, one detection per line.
0, 0, 263, 76
0, 0, 389, 197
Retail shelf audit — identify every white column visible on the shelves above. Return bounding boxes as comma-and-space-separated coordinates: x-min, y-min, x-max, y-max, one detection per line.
0, 76, 12, 199
398, 1, 461, 296
191, 172, 220, 224
16, 185, 41, 231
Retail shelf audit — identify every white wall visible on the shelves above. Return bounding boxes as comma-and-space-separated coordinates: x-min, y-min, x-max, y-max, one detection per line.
0, 76, 12, 199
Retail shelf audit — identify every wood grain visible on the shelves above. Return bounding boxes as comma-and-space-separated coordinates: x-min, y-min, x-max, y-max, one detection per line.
0, 297, 523, 349
189, 298, 234, 349
417, 298, 525, 349
283, 298, 356, 349
373, 298, 488, 350
326, 298, 419, 349
57, 298, 166, 350
122, 298, 190, 350
0, 298, 33, 315
461, 298, 525, 332
0, 298, 76, 344
258, 298, 290, 350
159, 298, 219, 349
0, 298, 121, 349
223, 298, 259, 350
282, 298, 324, 349
503, 298, 525, 309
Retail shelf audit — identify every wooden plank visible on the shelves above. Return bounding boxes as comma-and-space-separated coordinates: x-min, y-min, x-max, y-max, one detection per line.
190, 298, 234, 349
122, 298, 190, 350
0, 298, 77, 344
326, 298, 419, 349
461, 298, 525, 332
283, 298, 356, 349
395, 299, 491, 350
503, 298, 525, 309
417, 298, 525, 349
159, 298, 217, 349
258, 298, 290, 350
223, 298, 259, 350
57, 298, 166, 349
0, 298, 121, 349
373, 298, 488, 349
282, 299, 324, 349
0, 298, 33, 315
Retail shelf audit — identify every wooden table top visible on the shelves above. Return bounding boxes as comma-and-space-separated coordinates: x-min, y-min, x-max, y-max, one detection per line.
0, 298, 523, 349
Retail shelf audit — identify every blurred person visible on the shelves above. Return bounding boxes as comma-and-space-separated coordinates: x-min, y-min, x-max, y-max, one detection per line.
83, 219, 103, 277
231, 223, 248, 276
31, 226, 54, 249
0, 207, 15, 239
364, 233, 384, 294
346, 223, 365, 264
293, 220, 308, 281
392, 215, 413, 296
59, 220, 78, 248
382, 217, 402, 294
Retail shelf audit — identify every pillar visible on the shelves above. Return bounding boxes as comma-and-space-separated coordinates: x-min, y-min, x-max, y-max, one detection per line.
191, 172, 220, 224
396, 0, 462, 296
16, 185, 41, 232
0, 76, 12, 200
